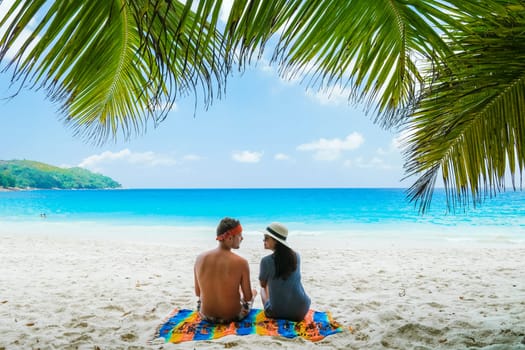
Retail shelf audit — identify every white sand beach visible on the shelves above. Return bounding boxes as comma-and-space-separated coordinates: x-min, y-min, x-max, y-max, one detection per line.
0, 226, 524, 349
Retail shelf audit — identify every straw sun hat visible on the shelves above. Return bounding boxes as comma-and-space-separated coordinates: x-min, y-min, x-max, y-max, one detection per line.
263, 222, 290, 248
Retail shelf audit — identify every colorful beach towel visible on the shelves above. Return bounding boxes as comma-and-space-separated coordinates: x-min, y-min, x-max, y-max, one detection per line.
154, 308, 344, 343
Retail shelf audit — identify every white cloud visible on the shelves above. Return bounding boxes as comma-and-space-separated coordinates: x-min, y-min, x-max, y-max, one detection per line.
0, 0, 39, 61
274, 153, 290, 161
78, 149, 177, 171
362, 156, 390, 169
375, 139, 399, 156
0, 0, 15, 17
148, 100, 178, 112
297, 132, 364, 161
182, 154, 202, 161
219, 0, 234, 23
343, 159, 352, 167
306, 85, 353, 106
376, 147, 389, 156
257, 57, 275, 73
344, 156, 392, 170
374, 130, 412, 157
392, 129, 413, 151
232, 150, 263, 163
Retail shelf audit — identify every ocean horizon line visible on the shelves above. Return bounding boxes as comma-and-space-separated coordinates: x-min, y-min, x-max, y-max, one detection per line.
3, 186, 416, 190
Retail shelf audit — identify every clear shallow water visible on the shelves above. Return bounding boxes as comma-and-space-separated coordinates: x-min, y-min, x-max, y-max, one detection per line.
0, 188, 524, 245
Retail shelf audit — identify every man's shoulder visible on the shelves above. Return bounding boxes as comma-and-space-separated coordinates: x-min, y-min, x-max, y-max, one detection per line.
196, 248, 218, 261
198, 248, 245, 261
230, 251, 248, 262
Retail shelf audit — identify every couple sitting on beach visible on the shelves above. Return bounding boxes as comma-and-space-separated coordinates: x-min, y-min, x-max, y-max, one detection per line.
194, 217, 311, 324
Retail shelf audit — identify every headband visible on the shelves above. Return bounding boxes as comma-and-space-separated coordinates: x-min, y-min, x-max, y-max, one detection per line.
216, 224, 243, 241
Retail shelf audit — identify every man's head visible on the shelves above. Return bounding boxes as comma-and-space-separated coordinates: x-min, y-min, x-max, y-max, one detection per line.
216, 217, 243, 249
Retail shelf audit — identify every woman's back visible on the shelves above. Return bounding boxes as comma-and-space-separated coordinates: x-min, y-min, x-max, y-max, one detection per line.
259, 252, 311, 321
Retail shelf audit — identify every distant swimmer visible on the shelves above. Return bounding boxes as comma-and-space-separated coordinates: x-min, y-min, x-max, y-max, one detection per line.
40, 213, 47, 218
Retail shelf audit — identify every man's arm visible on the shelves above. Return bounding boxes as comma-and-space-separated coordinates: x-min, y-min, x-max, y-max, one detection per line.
239, 259, 253, 302
194, 259, 201, 297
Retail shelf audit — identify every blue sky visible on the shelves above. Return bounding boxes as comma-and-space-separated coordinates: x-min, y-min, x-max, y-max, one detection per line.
0, 2, 410, 189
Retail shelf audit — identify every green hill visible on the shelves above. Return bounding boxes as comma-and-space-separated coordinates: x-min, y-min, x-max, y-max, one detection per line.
0, 160, 121, 189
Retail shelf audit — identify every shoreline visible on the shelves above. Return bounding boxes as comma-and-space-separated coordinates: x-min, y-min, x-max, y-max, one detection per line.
1, 220, 524, 250
0, 187, 20, 192
0, 187, 120, 191
1, 231, 524, 349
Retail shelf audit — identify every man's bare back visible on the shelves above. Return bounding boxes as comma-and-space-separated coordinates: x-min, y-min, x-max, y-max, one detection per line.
194, 218, 255, 322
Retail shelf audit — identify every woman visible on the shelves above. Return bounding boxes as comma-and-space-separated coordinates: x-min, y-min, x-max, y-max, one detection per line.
259, 222, 311, 321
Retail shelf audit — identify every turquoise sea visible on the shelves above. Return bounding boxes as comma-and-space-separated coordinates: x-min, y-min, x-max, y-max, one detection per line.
1, 188, 524, 245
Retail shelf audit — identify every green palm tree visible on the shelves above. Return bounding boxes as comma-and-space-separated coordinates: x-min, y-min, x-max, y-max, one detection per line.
0, 0, 229, 142
1, 0, 523, 210
404, 3, 525, 211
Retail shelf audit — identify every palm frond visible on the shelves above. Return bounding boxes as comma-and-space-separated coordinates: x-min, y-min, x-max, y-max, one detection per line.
404, 3, 525, 212
0, 0, 227, 144
222, 0, 491, 128
0, 0, 507, 144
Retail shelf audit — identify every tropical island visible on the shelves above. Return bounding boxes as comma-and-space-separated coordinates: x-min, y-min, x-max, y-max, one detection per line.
0, 160, 121, 190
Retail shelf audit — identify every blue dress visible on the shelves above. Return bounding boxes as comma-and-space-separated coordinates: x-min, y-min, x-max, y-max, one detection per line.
259, 252, 311, 321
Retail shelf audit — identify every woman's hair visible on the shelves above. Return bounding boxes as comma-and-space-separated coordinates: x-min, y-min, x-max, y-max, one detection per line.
273, 241, 297, 279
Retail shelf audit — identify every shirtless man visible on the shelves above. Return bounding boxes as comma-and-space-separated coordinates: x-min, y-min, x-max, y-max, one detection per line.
194, 217, 256, 323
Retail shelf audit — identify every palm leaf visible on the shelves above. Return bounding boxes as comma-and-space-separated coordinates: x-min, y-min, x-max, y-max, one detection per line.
222, 0, 490, 128
404, 3, 525, 212
0, 0, 227, 144
0, 0, 502, 141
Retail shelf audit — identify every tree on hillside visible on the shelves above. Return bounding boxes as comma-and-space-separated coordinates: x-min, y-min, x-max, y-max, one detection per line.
0, 0, 523, 211
0, 173, 16, 188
